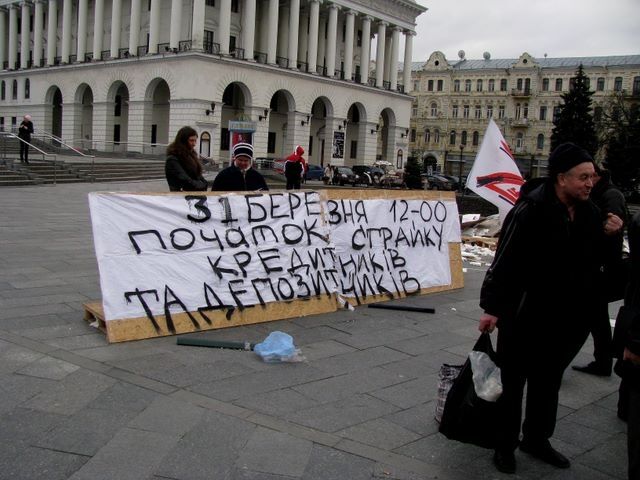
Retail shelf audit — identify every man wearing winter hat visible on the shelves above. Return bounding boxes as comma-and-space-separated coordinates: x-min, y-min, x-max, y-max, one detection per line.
478, 142, 623, 474
211, 142, 268, 191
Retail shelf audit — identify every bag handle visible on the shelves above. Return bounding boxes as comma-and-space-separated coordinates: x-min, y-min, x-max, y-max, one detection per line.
472, 332, 497, 361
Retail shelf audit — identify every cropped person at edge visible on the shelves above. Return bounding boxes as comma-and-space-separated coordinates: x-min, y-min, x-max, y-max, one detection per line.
165, 126, 208, 192
478, 142, 623, 475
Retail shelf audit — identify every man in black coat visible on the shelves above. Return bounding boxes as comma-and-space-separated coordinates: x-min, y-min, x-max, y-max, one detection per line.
18, 114, 34, 164
478, 143, 623, 474
211, 143, 268, 192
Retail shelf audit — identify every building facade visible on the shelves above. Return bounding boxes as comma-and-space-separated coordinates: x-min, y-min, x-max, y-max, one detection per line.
408, 51, 640, 177
0, 0, 424, 167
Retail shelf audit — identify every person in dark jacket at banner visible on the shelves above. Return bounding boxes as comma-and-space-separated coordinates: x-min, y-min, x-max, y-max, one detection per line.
165, 126, 208, 192
617, 211, 640, 480
478, 143, 623, 475
211, 142, 268, 192
18, 114, 34, 164
573, 164, 627, 376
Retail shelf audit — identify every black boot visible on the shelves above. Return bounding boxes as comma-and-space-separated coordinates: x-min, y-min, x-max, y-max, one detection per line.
572, 361, 612, 376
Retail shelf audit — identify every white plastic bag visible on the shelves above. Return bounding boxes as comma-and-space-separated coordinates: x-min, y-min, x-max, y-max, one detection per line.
253, 331, 306, 363
468, 351, 502, 402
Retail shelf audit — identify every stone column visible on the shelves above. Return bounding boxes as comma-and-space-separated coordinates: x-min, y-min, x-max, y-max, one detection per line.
0, 9, 7, 68
343, 9, 355, 81
92, 0, 103, 59
307, 0, 318, 73
389, 26, 400, 90
297, 11, 307, 67
360, 15, 371, 85
77, 0, 88, 61
110, 0, 122, 58
325, 3, 337, 77
375, 21, 386, 88
287, 0, 299, 68
33, 1, 43, 66
383, 32, 391, 83
169, 0, 182, 49
317, 15, 325, 73
403, 30, 414, 92
61, 0, 72, 62
266, 0, 278, 64
129, 0, 141, 55
20, 1, 30, 69
219, 0, 231, 55
191, 0, 205, 51
148, 0, 160, 54
8, 4, 18, 69
242, 0, 255, 60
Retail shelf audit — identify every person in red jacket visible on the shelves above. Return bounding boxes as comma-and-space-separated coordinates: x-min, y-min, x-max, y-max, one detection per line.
284, 145, 306, 190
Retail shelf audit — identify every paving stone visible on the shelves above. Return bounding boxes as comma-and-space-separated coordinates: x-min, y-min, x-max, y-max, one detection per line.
337, 418, 422, 450
16, 355, 80, 380
234, 387, 320, 416
393, 432, 485, 468
90, 382, 158, 414
127, 395, 206, 437
0, 445, 88, 480
0, 407, 67, 445
236, 426, 313, 477
383, 402, 441, 437
300, 443, 375, 480
574, 432, 627, 480
309, 346, 411, 376
369, 374, 439, 409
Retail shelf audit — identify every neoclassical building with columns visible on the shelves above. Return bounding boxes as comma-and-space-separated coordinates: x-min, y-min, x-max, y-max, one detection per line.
0, 0, 425, 167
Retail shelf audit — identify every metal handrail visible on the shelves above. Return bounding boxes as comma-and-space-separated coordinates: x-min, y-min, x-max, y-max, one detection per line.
0, 131, 59, 184
34, 129, 97, 180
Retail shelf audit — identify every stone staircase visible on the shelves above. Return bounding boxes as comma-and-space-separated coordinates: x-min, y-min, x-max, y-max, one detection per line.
71, 160, 167, 183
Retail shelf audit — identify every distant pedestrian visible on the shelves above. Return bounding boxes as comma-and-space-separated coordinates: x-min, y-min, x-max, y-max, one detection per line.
284, 145, 306, 190
478, 143, 622, 475
165, 126, 208, 192
573, 164, 627, 377
323, 164, 332, 185
18, 114, 34, 164
211, 142, 268, 192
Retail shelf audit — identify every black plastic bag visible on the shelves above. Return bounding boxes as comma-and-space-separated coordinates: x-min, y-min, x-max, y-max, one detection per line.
438, 332, 500, 449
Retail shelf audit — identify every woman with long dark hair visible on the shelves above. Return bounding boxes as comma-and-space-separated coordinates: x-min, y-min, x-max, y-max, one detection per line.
165, 126, 208, 191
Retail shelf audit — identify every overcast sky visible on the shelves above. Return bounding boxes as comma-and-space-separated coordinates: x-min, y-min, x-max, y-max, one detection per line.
411, 0, 640, 62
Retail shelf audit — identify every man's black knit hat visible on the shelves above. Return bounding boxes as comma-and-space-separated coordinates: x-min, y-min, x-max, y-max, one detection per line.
548, 142, 593, 176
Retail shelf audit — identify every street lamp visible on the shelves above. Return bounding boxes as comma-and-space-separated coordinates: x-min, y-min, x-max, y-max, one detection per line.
458, 144, 464, 193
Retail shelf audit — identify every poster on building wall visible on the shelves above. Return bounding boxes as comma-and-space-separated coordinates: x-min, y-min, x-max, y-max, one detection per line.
87, 190, 462, 342
332, 131, 344, 159
228, 120, 256, 165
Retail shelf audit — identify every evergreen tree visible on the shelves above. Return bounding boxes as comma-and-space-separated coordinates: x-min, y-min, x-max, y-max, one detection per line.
404, 156, 423, 189
550, 64, 598, 156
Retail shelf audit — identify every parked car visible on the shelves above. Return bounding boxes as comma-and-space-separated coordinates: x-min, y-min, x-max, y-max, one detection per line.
424, 174, 453, 190
333, 166, 357, 186
305, 164, 324, 181
351, 165, 385, 186
440, 174, 461, 191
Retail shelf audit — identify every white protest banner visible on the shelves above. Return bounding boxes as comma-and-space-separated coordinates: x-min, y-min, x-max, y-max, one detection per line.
466, 119, 525, 224
87, 190, 463, 342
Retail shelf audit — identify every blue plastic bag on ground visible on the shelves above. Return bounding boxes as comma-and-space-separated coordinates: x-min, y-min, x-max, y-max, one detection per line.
254, 331, 305, 363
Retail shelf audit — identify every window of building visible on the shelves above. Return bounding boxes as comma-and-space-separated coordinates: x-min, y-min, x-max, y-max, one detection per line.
449, 130, 456, 145
487, 105, 493, 118
205, 0, 214, 6
500, 79, 507, 91
114, 95, 122, 116
452, 104, 458, 118
594, 106, 603, 122
553, 106, 561, 122
424, 129, 431, 143
410, 129, 416, 142
555, 78, 563, 91
472, 131, 479, 146
461, 130, 467, 145
437, 79, 443, 91
113, 124, 121, 144
357, 30, 362, 47
498, 105, 505, 119
537, 134, 544, 150
11, 116, 16, 132
350, 140, 357, 159
411, 102, 417, 116
463, 105, 469, 118
267, 131, 275, 153
516, 132, 523, 150
204, 30, 215, 52
427, 79, 434, 91
476, 79, 483, 92
542, 78, 549, 91
221, 128, 230, 150
597, 77, 605, 91
12, 80, 18, 100
523, 103, 528, 118
24, 79, 30, 99
453, 79, 460, 92
474, 105, 481, 119
515, 103, 521, 120
488, 79, 495, 92
199, 132, 211, 156
633, 76, 640, 95
151, 124, 158, 144
614, 76, 623, 92
413, 80, 419, 91
517, 78, 523, 90
430, 102, 438, 117
465, 79, 471, 92
539, 105, 547, 121
231, 0, 238, 12
525, 78, 530, 92
0, 81, 5, 100
0, 117, 4, 132
434, 129, 440, 144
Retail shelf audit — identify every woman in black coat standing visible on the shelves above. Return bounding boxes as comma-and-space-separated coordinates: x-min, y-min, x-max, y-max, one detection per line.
165, 126, 208, 191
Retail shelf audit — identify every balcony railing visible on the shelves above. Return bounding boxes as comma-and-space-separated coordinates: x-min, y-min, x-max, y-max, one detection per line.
316, 65, 326, 76
254, 51, 267, 64
203, 42, 220, 54
101, 50, 110, 60
368, 76, 376, 87
229, 47, 245, 59
137, 45, 148, 56
511, 88, 531, 97
276, 56, 289, 68
84, 53, 93, 62
511, 118, 530, 127
296, 60, 308, 72
179, 40, 192, 52
118, 48, 129, 58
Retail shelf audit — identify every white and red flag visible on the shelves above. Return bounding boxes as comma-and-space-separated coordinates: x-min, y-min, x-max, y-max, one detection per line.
466, 119, 525, 224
